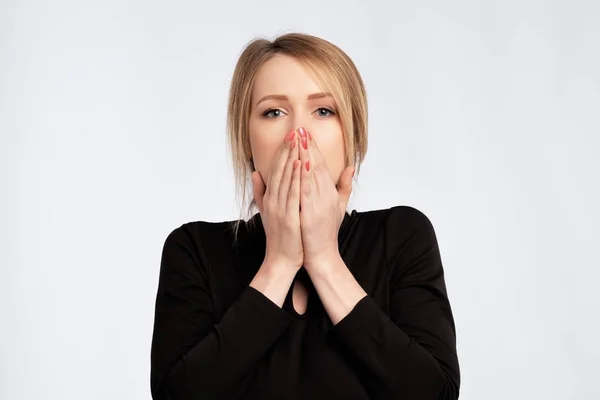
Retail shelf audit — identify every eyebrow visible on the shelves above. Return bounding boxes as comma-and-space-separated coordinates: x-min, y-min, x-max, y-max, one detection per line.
255, 92, 333, 106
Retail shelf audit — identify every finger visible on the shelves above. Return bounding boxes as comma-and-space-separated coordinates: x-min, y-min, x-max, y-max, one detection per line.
337, 165, 355, 217
266, 129, 296, 198
251, 170, 266, 212
278, 135, 299, 207
298, 127, 315, 210
287, 156, 301, 214
303, 129, 332, 194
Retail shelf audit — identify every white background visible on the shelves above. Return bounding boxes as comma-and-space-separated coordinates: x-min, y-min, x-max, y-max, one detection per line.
2, 0, 599, 399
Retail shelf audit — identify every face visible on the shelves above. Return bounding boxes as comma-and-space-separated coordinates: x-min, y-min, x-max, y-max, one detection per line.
248, 54, 346, 187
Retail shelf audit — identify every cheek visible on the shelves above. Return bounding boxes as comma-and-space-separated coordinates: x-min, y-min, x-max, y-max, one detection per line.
321, 147, 345, 174
249, 132, 281, 178
315, 120, 345, 162
317, 138, 346, 179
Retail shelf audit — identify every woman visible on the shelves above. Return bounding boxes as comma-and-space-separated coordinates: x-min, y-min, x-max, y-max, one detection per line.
150, 33, 460, 399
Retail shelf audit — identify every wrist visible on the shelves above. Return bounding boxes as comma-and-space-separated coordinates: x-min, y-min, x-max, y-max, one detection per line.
253, 257, 299, 291
304, 250, 342, 275
261, 257, 300, 279
250, 260, 298, 308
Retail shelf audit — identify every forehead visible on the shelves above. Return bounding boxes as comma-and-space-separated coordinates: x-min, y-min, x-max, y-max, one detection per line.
251, 54, 324, 101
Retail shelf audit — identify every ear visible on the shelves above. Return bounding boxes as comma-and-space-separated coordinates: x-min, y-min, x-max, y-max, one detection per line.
251, 170, 266, 212
337, 166, 355, 214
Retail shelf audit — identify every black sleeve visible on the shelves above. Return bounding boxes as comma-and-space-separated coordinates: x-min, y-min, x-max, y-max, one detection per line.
328, 206, 460, 399
150, 225, 294, 400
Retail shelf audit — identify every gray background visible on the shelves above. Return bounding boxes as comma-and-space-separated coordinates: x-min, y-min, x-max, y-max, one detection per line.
1, 0, 599, 399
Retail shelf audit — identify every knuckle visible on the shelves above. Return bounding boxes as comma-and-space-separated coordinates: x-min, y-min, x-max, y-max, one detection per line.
282, 218, 294, 230
280, 140, 289, 152
265, 197, 276, 211
276, 209, 286, 221
314, 162, 325, 172
302, 218, 315, 230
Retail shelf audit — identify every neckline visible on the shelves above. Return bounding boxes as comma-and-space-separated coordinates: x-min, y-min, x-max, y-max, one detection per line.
241, 210, 357, 318
283, 270, 312, 319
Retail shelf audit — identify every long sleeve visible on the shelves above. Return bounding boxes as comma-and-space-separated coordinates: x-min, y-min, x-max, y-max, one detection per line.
150, 224, 294, 400
327, 206, 460, 399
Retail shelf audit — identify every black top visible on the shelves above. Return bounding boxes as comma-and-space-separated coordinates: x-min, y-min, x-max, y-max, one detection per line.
150, 206, 460, 399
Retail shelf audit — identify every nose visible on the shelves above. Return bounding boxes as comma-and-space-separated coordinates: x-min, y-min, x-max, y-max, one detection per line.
290, 115, 312, 136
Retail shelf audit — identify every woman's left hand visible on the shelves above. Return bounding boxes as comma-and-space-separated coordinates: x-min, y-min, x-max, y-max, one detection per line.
297, 127, 355, 270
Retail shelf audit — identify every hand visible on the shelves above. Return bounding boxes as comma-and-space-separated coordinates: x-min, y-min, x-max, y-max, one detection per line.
251, 129, 304, 271
297, 127, 355, 270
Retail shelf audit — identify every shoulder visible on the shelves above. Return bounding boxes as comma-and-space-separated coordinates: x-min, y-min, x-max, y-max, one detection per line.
158, 217, 255, 277
384, 205, 437, 237
371, 206, 443, 280
355, 205, 436, 237
165, 219, 235, 241
161, 217, 251, 254
356, 205, 439, 261
354, 205, 441, 276
348, 205, 438, 254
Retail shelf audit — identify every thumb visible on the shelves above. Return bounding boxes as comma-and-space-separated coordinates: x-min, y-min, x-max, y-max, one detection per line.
251, 170, 266, 212
337, 166, 355, 215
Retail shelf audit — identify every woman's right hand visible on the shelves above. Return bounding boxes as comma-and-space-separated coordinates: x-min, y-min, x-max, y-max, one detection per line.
251, 129, 303, 271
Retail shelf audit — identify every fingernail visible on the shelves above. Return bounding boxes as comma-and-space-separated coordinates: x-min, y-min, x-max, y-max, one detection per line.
285, 129, 296, 142
293, 160, 299, 170
305, 160, 310, 171
298, 127, 307, 138
301, 137, 308, 149
291, 139, 296, 149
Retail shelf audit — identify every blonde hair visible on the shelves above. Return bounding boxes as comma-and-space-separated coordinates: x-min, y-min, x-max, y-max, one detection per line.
227, 32, 368, 238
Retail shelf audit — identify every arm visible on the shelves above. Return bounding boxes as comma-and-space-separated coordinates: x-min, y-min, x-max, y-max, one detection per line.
312, 207, 460, 399
150, 225, 295, 400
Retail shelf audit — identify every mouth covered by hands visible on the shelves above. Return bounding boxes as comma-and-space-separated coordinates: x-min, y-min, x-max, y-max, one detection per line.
252, 127, 355, 270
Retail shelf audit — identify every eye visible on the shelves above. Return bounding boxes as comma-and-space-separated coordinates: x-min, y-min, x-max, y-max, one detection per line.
314, 107, 336, 117
262, 109, 285, 118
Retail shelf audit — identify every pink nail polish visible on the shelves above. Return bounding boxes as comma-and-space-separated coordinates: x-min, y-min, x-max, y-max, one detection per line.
305, 160, 310, 171
301, 137, 308, 149
298, 127, 307, 138
285, 130, 296, 141
291, 139, 296, 149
